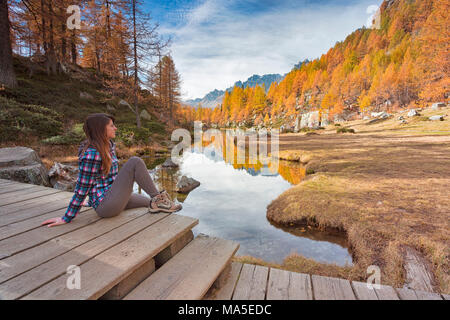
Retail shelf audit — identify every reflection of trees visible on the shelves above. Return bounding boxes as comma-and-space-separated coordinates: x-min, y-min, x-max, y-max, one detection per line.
201, 133, 305, 185
277, 161, 306, 185
153, 167, 180, 200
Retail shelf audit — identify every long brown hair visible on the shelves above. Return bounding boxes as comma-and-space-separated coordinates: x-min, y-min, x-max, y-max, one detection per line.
79, 113, 116, 175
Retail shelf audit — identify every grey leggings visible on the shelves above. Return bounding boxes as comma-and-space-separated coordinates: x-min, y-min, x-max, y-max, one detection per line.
95, 156, 160, 218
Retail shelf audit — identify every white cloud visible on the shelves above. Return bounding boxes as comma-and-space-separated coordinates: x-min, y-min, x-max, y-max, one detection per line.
160, 0, 383, 100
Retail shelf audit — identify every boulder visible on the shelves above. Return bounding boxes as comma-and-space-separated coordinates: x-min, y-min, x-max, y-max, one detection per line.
407, 109, 420, 117
161, 158, 179, 168
118, 99, 135, 113
176, 175, 200, 194
140, 109, 151, 121
429, 115, 444, 121
48, 162, 78, 191
308, 111, 320, 128
0, 147, 50, 186
294, 115, 301, 132
371, 111, 384, 118
80, 91, 94, 100
431, 102, 445, 110
320, 111, 329, 127
300, 114, 309, 128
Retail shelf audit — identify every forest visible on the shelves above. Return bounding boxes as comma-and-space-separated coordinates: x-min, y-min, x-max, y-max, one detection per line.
178, 0, 448, 128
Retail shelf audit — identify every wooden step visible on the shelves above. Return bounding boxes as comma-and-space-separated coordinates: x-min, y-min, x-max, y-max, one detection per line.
20, 213, 198, 300
123, 234, 239, 300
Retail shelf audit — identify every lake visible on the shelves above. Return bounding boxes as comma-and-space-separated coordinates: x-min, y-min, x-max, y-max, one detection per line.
131, 141, 353, 266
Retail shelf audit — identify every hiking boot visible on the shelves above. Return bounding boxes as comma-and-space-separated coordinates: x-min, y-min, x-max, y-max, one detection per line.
148, 190, 182, 213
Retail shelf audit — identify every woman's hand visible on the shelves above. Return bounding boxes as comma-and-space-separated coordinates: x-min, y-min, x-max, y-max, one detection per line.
41, 217, 67, 227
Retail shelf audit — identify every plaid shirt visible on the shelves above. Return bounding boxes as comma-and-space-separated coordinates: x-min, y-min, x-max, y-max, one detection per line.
62, 140, 119, 223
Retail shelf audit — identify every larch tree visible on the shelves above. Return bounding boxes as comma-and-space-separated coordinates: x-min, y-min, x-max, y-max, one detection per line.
127, 0, 168, 128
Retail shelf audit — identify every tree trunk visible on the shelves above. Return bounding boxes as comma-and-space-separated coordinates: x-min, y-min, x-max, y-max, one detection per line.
71, 30, 77, 64
0, 0, 17, 88
132, 0, 141, 128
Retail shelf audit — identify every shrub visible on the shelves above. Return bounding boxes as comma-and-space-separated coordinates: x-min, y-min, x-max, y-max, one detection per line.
41, 123, 85, 145
116, 124, 152, 146
336, 127, 355, 134
0, 96, 63, 143
142, 120, 166, 135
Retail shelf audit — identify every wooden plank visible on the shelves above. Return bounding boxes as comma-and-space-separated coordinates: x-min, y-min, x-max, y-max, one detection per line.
351, 281, 378, 300
414, 290, 443, 300
0, 213, 169, 299
0, 208, 146, 283
205, 262, 243, 300
232, 264, 269, 300
154, 230, 194, 267
0, 188, 63, 206
266, 267, 289, 300
311, 275, 356, 300
403, 246, 435, 292
0, 183, 37, 195
0, 184, 54, 198
124, 234, 238, 300
0, 179, 21, 184
374, 284, 400, 300
266, 268, 312, 300
0, 209, 99, 258
0, 206, 91, 241
22, 214, 199, 300
0, 195, 74, 226
396, 287, 418, 300
0, 191, 72, 215
100, 259, 156, 300
0, 181, 19, 187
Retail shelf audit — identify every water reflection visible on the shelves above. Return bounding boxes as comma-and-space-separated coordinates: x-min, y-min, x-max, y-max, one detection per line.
128, 141, 352, 266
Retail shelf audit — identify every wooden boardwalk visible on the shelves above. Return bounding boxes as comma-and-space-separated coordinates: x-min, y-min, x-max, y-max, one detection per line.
204, 262, 449, 300
0, 178, 448, 300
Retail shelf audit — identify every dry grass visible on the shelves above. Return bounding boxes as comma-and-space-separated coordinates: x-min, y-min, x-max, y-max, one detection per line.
263, 106, 450, 293
233, 254, 354, 280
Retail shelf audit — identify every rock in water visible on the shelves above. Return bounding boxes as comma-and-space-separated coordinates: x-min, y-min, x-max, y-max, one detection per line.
0, 147, 50, 186
176, 176, 200, 194
161, 158, 179, 168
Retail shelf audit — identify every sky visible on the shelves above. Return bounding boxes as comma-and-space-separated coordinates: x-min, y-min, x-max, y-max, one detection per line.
143, 0, 384, 100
